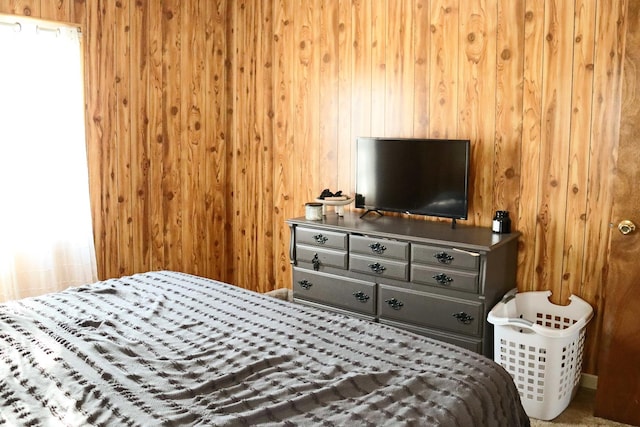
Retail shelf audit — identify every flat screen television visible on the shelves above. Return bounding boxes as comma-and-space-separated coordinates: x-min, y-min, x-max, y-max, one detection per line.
355, 137, 470, 221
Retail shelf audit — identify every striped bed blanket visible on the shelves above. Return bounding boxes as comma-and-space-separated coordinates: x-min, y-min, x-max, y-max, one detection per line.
0, 271, 529, 426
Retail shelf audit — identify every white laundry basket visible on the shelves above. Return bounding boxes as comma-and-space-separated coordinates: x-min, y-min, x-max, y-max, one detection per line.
487, 289, 593, 421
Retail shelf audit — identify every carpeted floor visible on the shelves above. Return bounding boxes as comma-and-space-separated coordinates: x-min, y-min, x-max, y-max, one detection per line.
529, 388, 633, 427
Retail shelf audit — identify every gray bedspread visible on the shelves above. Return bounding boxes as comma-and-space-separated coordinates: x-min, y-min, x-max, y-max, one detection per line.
0, 271, 529, 426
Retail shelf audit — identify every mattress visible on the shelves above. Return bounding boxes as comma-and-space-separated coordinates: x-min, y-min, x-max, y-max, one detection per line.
0, 271, 529, 426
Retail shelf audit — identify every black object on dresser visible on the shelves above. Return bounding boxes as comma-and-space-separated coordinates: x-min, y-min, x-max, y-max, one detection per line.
286, 212, 520, 358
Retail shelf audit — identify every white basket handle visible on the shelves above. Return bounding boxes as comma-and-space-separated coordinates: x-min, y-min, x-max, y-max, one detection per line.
499, 288, 518, 304
487, 290, 594, 338
487, 315, 535, 330
502, 317, 534, 327
492, 317, 588, 338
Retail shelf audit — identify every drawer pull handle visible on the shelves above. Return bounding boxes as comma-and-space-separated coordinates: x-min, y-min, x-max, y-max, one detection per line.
352, 291, 370, 302
312, 253, 320, 271
432, 273, 453, 286
385, 298, 404, 310
434, 251, 454, 264
368, 242, 387, 254
452, 312, 474, 324
297, 279, 312, 290
313, 234, 328, 244
368, 262, 386, 274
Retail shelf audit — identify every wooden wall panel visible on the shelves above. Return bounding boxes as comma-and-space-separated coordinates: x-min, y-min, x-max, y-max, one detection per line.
257, 0, 276, 293
413, 0, 431, 136
205, 0, 231, 282
161, 0, 183, 273
429, 0, 459, 138
272, 0, 295, 291
336, 0, 352, 193
493, 0, 523, 226
130, 0, 151, 274
0, 0, 630, 376
370, 0, 386, 137
563, 0, 596, 301
231, 0, 276, 291
180, 0, 206, 277
460, 0, 497, 226
518, 0, 545, 293
385, 0, 414, 138
3, 0, 38, 16
297, 0, 320, 204
320, 0, 340, 196
115, 0, 133, 278
230, 0, 249, 287
148, 0, 165, 274
92, 1, 119, 280
534, 0, 575, 302
40, 0, 68, 21
350, 0, 373, 159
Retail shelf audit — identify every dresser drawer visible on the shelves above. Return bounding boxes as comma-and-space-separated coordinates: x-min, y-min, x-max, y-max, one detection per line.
296, 227, 348, 250
350, 235, 409, 260
416, 328, 483, 353
350, 254, 409, 281
411, 244, 480, 271
293, 268, 376, 316
411, 264, 479, 293
378, 284, 483, 337
381, 319, 483, 353
296, 245, 348, 270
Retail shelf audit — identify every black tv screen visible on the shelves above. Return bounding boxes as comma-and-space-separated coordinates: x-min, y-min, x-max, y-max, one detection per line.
355, 137, 470, 219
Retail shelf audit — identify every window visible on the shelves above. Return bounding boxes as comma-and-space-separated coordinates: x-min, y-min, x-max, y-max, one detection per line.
0, 14, 97, 301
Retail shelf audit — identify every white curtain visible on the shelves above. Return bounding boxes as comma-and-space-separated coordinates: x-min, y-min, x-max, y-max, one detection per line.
0, 15, 97, 302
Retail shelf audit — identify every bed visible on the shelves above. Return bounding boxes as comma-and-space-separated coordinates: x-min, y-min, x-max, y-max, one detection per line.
0, 270, 529, 426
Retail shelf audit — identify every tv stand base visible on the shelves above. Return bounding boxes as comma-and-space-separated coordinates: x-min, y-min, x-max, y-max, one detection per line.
360, 209, 384, 219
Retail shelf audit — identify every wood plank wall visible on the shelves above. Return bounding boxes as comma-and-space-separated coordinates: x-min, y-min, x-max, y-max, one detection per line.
0, 0, 627, 375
